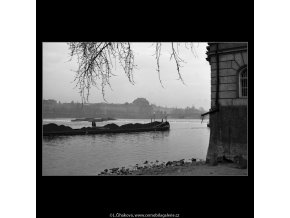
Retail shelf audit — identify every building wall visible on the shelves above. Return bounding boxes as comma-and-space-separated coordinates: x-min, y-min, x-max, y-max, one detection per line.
206, 43, 248, 163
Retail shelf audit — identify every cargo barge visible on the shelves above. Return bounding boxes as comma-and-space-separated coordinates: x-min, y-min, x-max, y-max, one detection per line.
43, 121, 170, 137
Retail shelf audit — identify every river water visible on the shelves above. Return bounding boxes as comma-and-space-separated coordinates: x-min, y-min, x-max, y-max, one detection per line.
42, 118, 210, 176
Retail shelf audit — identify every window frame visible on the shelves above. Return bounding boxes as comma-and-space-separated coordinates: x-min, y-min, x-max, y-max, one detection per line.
238, 65, 248, 98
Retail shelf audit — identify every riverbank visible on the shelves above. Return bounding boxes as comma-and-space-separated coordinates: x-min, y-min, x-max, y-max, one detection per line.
98, 158, 247, 176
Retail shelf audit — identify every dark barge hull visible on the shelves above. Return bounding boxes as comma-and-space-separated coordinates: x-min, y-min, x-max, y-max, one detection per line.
71, 118, 116, 122
43, 125, 170, 137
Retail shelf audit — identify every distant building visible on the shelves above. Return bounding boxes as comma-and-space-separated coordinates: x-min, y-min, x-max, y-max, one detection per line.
204, 43, 248, 163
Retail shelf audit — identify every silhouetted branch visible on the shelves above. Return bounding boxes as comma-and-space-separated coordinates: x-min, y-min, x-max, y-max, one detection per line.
155, 43, 164, 88
68, 42, 197, 103
170, 43, 186, 84
68, 42, 136, 103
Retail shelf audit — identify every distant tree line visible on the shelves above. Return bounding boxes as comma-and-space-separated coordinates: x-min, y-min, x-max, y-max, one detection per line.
43, 98, 205, 119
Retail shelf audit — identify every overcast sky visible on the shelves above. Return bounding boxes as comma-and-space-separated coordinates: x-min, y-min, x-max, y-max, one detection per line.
43, 42, 211, 110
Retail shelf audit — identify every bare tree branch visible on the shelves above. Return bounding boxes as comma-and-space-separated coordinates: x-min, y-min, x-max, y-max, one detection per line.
68, 42, 136, 103
155, 42, 164, 88
68, 42, 197, 103
170, 42, 186, 84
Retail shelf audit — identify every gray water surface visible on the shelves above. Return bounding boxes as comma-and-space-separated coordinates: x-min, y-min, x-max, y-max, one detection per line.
42, 118, 210, 176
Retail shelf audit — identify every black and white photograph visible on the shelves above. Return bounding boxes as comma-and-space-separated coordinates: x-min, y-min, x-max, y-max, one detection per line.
12, 0, 290, 217
42, 42, 248, 176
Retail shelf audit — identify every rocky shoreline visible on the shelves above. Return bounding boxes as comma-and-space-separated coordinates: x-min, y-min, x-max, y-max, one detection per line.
97, 158, 248, 176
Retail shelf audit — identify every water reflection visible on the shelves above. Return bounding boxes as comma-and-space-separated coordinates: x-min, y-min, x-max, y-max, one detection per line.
151, 130, 170, 140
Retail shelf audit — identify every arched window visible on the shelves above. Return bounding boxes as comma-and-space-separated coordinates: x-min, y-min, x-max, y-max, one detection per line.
239, 68, 248, 98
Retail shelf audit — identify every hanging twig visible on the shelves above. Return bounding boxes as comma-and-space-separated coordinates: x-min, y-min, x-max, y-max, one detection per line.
68, 42, 198, 103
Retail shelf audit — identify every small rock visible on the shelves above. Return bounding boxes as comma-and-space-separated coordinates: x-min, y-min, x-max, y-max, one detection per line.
166, 161, 172, 166
111, 167, 119, 172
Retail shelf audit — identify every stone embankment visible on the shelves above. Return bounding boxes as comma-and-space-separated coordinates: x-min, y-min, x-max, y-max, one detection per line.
98, 157, 247, 176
